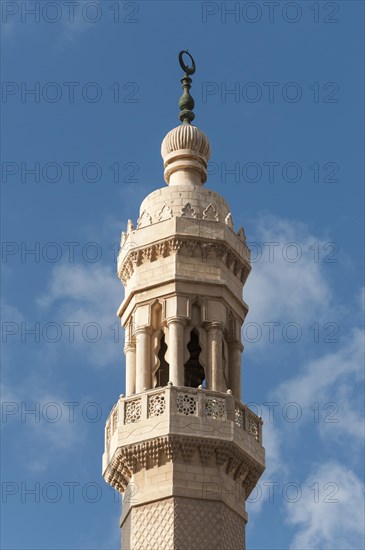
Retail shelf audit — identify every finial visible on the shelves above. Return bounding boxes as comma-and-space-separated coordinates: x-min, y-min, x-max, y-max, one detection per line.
178, 50, 196, 125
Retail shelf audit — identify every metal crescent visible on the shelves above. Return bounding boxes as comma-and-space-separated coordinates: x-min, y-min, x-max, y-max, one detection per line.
179, 51, 196, 76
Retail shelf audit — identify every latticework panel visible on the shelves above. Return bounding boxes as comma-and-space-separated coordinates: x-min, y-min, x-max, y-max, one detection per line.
122, 499, 174, 550
125, 399, 142, 424
148, 392, 166, 418
122, 497, 246, 550
205, 396, 226, 420
176, 392, 197, 416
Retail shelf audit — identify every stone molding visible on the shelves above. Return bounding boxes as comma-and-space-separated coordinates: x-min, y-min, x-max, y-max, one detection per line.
104, 434, 264, 499
118, 236, 251, 286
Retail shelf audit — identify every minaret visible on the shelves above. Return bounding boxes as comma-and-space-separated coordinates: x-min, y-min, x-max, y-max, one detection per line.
103, 51, 265, 550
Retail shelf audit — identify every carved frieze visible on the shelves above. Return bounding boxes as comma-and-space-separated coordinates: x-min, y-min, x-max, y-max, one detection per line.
118, 236, 250, 286
104, 435, 264, 498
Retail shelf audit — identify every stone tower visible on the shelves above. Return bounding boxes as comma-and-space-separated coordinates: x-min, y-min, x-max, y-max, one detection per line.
102, 52, 265, 550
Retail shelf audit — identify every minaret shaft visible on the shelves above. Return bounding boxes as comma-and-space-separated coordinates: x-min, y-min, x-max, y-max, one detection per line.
102, 52, 265, 550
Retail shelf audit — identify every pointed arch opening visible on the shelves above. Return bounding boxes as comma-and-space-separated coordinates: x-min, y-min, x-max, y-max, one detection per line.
155, 332, 169, 388
184, 329, 205, 388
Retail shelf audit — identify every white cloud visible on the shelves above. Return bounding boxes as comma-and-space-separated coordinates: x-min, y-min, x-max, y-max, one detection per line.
59, 1, 99, 44
0, 382, 18, 406
23, 394, 84, 472
1, 378, 88, 472
248, 417, 286, 516
37, 263, 120, 309
287, 462, 365, 550
1, 301, 26, 380
275, 327, 365, 443
2, 255, 124, 473
1, 298, 24, 317
245, 215, 333, 327
37, 263, 123, 367
244, 215, 364, 530
360, 286, 365, 313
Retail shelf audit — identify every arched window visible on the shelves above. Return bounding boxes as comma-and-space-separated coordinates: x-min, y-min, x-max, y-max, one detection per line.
184, 330, 205, 388
155, 333, 169, 387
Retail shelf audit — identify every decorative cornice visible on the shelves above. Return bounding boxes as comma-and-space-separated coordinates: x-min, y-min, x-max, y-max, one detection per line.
104, 435, 264, 498
118, 236, 250, 287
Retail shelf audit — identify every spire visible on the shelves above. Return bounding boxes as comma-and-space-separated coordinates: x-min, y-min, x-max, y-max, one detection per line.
178, 50, 196, 124
161, 50, 210, 187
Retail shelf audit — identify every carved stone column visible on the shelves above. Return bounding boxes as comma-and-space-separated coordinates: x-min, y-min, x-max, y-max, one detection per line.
166, 317, 185, 386
206, 322, 225, 392
228, 341, 244, 400
135, 327, 152, 393
124, 342, 136, 396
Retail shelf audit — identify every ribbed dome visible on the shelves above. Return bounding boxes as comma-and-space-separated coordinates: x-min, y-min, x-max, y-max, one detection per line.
161, 124, 210, 161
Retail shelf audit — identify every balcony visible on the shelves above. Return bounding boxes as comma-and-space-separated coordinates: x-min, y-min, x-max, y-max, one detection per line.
103, 385, 263, 470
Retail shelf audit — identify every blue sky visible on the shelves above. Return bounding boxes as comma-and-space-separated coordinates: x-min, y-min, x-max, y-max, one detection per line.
1, 1, 364, 549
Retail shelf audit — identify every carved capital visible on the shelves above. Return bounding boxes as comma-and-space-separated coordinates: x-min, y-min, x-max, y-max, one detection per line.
166, 317, 187, 327
124, 342, 136, 353
204, 320, 225, 333
133, 326, 153, 336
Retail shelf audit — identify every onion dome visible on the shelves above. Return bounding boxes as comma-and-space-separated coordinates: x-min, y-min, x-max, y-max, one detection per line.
161, 124, 210, 186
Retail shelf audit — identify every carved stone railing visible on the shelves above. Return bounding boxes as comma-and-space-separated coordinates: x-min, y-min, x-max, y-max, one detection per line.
105, 385, 262, 449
